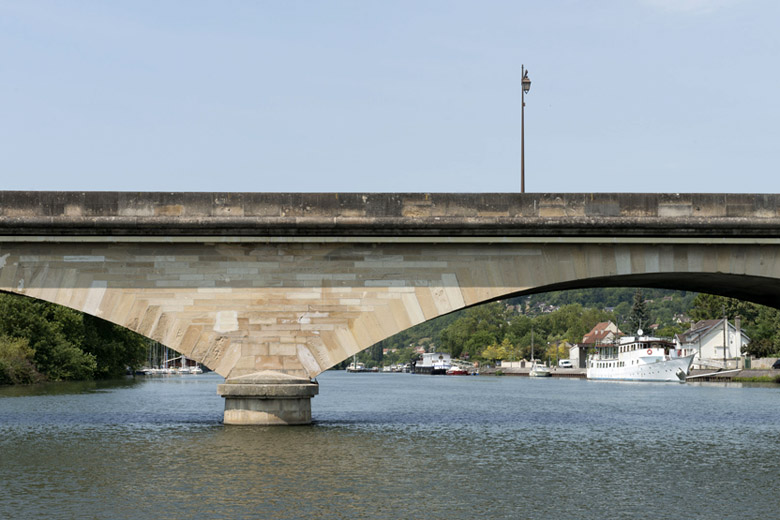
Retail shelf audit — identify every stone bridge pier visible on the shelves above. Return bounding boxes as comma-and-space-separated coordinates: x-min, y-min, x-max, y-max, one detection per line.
2, 192, 780, 425
218, 372, 319, 425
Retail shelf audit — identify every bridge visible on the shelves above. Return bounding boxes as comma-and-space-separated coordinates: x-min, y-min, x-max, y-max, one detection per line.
2, 192, 780, 425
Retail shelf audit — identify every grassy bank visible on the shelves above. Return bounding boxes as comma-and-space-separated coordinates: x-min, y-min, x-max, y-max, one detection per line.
733, 374, 780, 383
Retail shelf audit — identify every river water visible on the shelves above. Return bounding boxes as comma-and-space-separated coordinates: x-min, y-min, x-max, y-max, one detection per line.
1, 371, 778, 519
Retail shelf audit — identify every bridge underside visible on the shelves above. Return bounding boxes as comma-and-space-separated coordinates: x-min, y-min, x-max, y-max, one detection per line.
518, 272, 780, 309
2, 240, 779, 380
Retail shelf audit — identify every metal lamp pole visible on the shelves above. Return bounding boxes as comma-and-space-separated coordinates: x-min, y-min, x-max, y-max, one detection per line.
521, 65, 532, 193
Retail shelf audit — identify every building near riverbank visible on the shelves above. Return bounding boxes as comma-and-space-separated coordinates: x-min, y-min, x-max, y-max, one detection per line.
568, 321, 623, 368
676, 318, 750, 370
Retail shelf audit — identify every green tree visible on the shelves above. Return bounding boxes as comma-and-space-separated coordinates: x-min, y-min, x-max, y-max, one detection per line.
0, 293, 95, 381
481, 342, 504, 363
464, 329, 498, 359
439, 302, 509, 358
81, 316, 148, 377
499, 337, 520, 361
0, 293, 149, 382
688, 294, 759, 323
628, 289, 650, 333
0, 335, 41, 385
545, 339, 569, 365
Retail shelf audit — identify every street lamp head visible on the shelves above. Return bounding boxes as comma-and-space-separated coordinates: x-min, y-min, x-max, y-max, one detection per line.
522, 69, 531, 94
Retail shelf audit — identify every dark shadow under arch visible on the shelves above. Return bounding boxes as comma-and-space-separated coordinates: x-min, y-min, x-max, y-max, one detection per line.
426, 272, 780, 326
513, 272, 780, 310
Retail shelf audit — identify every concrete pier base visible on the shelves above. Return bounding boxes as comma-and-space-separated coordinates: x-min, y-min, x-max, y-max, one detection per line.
217, 371, 319, 425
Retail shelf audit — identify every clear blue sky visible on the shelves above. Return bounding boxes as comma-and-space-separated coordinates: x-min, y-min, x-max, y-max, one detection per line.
2, 0, 778, 193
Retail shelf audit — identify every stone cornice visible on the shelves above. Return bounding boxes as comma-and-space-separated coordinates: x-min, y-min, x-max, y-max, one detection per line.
1, 192, 779, 238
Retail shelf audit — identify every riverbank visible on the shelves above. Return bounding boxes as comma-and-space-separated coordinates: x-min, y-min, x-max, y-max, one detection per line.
481, 366, 586, 378
479, 366, 780, 383
688, 368, 780, 383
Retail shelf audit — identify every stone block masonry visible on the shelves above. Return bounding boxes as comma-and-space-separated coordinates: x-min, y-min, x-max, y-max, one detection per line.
2, 192, 780, 424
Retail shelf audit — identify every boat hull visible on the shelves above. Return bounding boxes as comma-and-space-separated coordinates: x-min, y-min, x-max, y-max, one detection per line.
414, 365, 449, 375
446, 368, 469, 376
587, 354, 695, 383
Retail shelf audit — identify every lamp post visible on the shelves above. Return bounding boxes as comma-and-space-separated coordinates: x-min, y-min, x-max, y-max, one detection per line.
521, 65, 532, 193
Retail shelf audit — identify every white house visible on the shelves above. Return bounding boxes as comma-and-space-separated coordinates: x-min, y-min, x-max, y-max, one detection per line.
675, 318, 750, 370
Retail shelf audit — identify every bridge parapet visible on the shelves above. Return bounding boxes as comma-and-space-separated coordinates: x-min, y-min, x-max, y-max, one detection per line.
1, 192, 780, 237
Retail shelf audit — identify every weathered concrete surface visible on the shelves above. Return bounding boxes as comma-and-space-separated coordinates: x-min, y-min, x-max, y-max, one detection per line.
218, 371, 318, 425
2, 192, 780, 424
1, 192, 780, 237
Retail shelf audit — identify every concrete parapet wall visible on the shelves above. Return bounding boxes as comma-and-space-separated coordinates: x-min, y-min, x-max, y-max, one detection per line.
749, 357, 780, 369
1, 192, 780, 237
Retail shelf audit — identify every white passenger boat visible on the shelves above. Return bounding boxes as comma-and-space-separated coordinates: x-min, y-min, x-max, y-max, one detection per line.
413, 352, 452, 375
587, 331, 695, 383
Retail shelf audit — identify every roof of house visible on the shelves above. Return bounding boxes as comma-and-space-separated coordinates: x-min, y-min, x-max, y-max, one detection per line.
676, 319, 750, 344
582, 321, 621, 344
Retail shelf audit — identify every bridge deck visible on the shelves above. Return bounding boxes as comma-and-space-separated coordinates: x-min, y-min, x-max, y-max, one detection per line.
1, 192, 779, 237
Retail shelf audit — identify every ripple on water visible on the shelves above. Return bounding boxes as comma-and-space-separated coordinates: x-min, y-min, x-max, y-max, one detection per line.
2, 373, 780, 519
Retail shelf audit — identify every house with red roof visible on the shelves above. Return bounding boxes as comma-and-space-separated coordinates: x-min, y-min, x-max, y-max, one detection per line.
581, 321, 622, 345
568, 321, 623, 368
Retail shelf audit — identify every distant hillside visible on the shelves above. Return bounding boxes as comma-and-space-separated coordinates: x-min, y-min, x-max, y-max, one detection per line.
508, 288, 697, 330
364, 288, 696, 366
359, 287, 780, 366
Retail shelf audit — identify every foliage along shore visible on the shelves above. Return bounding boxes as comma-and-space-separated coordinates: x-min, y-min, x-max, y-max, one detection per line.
0, 293, 147, 385
370, 289, 780, 368
3, 287, 780, 384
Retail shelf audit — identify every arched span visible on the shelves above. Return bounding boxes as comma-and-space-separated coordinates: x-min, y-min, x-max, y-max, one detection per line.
346, 271, 780, 361
1, 240, 780, 378
494, 272, 780, 310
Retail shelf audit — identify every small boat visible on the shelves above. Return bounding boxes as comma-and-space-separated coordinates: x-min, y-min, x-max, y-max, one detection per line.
587, 330, 695, 383
527, 328, 550, 377
529, 362, 551, 377
446, 366, 469, 376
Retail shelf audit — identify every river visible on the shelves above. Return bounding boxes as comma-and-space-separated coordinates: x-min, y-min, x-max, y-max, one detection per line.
1, 371, 778, 519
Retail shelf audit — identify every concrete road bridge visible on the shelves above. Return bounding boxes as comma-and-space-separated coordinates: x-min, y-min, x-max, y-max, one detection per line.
2, 192, 780, 425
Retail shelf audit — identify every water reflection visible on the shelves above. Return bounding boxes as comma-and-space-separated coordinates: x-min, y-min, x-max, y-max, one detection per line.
0, 376, 143, 398
1, 372, 779, 519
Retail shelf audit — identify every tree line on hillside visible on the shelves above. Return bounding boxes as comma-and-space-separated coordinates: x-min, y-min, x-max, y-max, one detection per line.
0, 293, 148, 385
364, 289, 780, 367
364, 301, 617, 367
511, 288, 697, 330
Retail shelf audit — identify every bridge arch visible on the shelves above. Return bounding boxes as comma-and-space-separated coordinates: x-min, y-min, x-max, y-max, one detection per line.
1, 240, 779, 379
3, 191, 780, 424
497, 272, 780, 310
